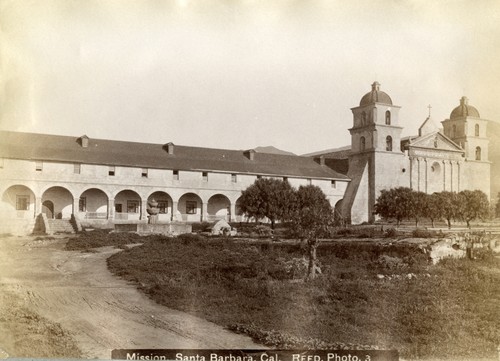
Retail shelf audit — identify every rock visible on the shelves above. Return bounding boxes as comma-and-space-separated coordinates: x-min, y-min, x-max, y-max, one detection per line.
211, 219, 236, 236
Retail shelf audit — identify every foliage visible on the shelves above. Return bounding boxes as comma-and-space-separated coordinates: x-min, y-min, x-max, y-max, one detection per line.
408, 190, 428, 227
384, 227, 399, 238
455, 190, 490, 228
422, 192, 442, 227
107, 236, 500, 359
375, 188, 489, 229
64, 229, 144, 250
238, 178, 296, 229
374, 187, 414, 226
411, 228, 434, 238
290, 185, 334, 279
434, 191, 460, 228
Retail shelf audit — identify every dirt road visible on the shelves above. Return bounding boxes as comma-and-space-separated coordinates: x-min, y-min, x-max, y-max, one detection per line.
0, 235, 261, 359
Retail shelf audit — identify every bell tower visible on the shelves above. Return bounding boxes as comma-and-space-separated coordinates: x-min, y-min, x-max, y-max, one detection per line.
343, 82, 407, 223
442, 96, 490, 197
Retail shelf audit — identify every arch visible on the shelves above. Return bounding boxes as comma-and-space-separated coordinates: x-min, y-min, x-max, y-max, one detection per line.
385, 110, 391, 125
42, 201, 54, 219
114, 189, 142, 221
177, 193, 203, 222
1, 185, 36, 219
79, 188, 109, 220
475, 146, 481, 161
147, 191, 173, 222
360, 136, 366, 151
207, 194, 231, 222
475, 124, 479, 137
42, 186, 74, 219
386, 136, 393, 151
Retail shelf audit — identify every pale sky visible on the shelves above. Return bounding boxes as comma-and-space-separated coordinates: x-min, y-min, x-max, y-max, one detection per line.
1, 0, 499, 155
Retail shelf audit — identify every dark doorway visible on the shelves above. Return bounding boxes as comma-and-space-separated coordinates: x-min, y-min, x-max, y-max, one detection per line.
42, 200, 54, 219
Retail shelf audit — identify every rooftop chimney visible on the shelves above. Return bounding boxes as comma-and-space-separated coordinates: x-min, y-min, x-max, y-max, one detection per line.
79, 135, 89, 148
164, 142, 175, 155
244, 149, 256, 160
315, 156, 326, 166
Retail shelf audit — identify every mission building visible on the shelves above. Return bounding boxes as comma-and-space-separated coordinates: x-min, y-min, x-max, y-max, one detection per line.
0, 82, 492, 234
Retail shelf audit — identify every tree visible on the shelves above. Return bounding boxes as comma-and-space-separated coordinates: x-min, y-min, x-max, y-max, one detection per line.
434, 191, 460, 229
423, 192, 443, 228
409, 190, 428, 227
455, 190, 489, 228
239, 178, 296, 229
374, 187, 414, 226
290, 185, 334, 280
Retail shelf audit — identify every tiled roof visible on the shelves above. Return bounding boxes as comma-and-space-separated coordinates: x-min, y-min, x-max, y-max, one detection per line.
0, 131, 349, 180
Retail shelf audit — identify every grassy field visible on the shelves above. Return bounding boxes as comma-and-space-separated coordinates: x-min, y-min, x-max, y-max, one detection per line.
68, 231, 500, 359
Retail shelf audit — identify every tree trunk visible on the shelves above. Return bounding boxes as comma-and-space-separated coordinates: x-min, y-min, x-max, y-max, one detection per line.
307, 239, 318, 280
271, 219, 275, 230
466, 220, 471, 229
431, 218, 435, 228
447, 218, 451, 229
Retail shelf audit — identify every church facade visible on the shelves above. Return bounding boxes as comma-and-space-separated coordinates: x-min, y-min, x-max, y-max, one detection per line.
321, 82, 491, 224
0, 82, 492, 234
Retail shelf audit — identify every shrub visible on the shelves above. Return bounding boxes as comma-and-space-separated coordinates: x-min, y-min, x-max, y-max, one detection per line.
176, 233, 206, 243
254, 225, 273, 237
191, 222, 213, 233
336, 227, 353, 236
411, 228, 434, 238
384, 228, 398, 238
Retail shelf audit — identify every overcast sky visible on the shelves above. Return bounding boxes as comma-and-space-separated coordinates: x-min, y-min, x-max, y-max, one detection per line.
1, 0, 499, 155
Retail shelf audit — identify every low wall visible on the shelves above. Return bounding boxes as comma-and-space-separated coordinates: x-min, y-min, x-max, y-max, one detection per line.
115, 223, 192, 236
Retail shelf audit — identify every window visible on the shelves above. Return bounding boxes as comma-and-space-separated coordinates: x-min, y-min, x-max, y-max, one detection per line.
331, 180, 336, 188
35, 161, 43, 171
257, 175, 262, 179
283, 177, 288, 182
141, 168, 148, 178
115, 204, 123, 213
476, 147, 481, 161
16, 195, 29, 211
475, 124, 479, 137
186, 201, 197, 214
360, 136, 366, 151
79, 197, 86, 212
108, 166, 115, 176
307, 179, 312, 185
74, 163, 81, 174
231, 174, 237, 183
173, 170, 179, 180
202, 171, 208, 181
385, 110, 391, 125
127, 200, 140, 213
157, 201, 168, 214
386, 136, 393, 151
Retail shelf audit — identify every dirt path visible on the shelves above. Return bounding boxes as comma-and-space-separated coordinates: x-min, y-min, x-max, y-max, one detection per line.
0, 235, 262, 359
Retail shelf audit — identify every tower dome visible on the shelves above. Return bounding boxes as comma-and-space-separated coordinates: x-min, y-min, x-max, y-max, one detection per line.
359, 81, 393, 106
450, 96, 480, 119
